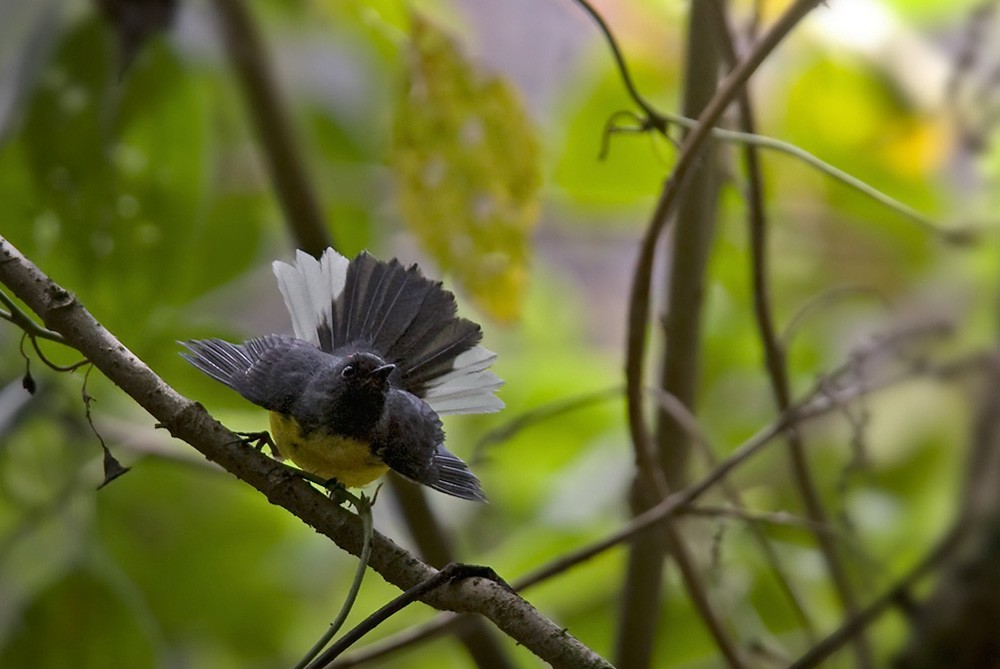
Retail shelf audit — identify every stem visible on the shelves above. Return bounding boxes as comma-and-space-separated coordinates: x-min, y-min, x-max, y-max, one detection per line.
618, 2, 822, 666
653, 380, 819, 640
706, 1, 873, 661
625, 0, 825, 520
307, 565, 513, 669
574, 0, 962, 242
0, 290, 67, 344
789, 522, 967, 669
618, 1, 745, 667
294, 493, 375, 669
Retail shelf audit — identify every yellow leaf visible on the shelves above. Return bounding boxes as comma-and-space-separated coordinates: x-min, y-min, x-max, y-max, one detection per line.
391, 14, 540, 323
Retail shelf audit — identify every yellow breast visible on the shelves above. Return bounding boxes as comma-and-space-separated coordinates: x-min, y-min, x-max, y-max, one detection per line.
268, 411, 389, 487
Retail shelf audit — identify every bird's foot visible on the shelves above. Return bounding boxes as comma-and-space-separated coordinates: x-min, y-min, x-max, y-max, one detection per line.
233, 430, 280, 458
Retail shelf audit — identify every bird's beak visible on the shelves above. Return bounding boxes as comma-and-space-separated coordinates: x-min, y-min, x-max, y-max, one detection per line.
372, 363, 396, 383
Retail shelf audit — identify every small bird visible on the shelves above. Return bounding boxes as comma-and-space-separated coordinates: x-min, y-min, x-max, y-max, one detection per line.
181, 248, 503, 501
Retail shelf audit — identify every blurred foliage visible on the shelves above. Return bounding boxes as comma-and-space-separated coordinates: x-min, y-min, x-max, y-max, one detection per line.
392, 14, 540, 322
1, 0, 999, 667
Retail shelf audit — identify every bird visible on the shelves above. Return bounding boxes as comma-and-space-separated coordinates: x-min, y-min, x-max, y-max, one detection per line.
181, 248, 503, 501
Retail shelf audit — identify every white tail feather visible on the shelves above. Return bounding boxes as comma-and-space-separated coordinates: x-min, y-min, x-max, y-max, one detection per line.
272, 249, 502, 415
428, 393, 505, 415
272, 248, 349, 345
423, 346, 504, 415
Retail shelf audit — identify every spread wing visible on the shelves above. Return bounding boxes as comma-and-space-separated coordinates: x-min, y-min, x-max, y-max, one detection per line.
272, 249, 503, 416
181, 335, 327, 414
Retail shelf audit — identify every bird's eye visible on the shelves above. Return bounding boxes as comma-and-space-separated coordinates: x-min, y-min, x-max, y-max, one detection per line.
341, 365, 356, 379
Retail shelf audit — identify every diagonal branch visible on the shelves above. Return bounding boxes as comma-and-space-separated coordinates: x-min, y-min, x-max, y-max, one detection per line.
616, 3, 745, 667
708, 0, 857, 656
653, 382, 818, 641
617, 2, 822, 664
789, 521, 967, 669
625, 0, 822, 484
0, 237, 610, 669
329, 344, 987, 666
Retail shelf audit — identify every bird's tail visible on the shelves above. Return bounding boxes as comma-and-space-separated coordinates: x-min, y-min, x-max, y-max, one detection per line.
430, 446, 487, 502
273, 249, 503, 415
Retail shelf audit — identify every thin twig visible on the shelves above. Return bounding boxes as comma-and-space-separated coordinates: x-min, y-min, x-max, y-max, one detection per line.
27, 334, 89, 372
682, 504, 840, 536
474, 385, 623, 456
295, 492, 376, 669
652, 384, 819, 640
788, 521, 968, 669
4, 290, 89, 372
572, 0, 966, 242
674, 121, 965, 242
599, 111, 665, 160
328, 616, 465, 668
308, 565, 512, 669
82, 364, 132, 488
781, 285, 892, 350
332, 349, 987, 666
569, 0, 668, 131
1, 290, 69, 344
522, 348, 983, 592
708, 0, 870, 662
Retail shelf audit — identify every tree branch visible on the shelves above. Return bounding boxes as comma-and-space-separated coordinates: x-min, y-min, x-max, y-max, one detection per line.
0, 237, 610, 669
789, 521, 967, 669
331, 343, 986, 666
618, 2, 822, 665
617, 2, 744, 666
709, 0, 862, 658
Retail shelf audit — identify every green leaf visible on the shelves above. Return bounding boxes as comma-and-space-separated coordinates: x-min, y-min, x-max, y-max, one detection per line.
391, 15, 540, 322
7, 17, 262, 350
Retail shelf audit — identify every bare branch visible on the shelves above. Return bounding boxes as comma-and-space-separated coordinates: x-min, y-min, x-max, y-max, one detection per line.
789, 522, 967, 669
708, 1, 872, 663
617, 3, 823, 667
332, 347, 988, 665
0, 237, 611, 669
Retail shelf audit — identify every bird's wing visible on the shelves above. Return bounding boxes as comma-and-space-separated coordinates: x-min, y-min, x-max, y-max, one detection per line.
373, 390, 486, 502
181, 335, 327, 413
